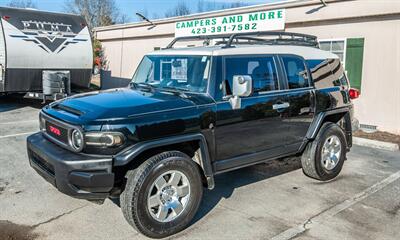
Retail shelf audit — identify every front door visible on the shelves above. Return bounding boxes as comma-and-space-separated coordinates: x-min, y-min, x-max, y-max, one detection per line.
215, 55, 289, 163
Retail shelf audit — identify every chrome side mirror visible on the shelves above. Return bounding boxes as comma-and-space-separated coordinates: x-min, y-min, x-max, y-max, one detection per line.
232, 75, 252, 97
229, 75, 252, 110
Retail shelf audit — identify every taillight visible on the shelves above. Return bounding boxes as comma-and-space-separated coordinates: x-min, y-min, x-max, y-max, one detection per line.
2, 16, 10, 21
349, 88, 360, 99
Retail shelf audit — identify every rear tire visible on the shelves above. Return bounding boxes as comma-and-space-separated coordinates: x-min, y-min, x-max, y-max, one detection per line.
301, 122, 346, 181
120, 151, 203, 238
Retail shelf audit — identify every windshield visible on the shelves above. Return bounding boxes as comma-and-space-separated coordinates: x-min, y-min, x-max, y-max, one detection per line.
131, 55, 211, 93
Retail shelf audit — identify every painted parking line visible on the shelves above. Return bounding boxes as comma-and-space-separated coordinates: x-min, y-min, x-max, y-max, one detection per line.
0, 120, 37, 125
270, 170, 400, 240
0, 132, 36, 139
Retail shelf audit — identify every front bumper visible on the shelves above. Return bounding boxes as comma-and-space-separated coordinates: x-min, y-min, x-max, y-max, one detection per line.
27, 132, 114, 200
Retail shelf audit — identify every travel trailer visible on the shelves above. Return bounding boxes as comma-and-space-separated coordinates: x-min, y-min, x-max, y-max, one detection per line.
0, 7, 93, 101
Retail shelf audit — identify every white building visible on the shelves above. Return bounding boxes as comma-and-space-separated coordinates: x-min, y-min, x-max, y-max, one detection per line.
94, 0, 400, 134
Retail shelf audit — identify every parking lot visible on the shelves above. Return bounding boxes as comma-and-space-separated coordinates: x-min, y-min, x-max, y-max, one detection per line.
0, 96, 399, 240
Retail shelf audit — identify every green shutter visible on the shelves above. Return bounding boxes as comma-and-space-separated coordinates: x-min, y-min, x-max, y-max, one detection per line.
345, 38, 364, 90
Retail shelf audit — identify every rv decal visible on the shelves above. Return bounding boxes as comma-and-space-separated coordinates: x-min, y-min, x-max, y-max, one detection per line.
9, 20, 87, 53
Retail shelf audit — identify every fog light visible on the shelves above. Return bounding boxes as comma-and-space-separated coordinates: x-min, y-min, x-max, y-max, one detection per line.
71, 129, 84, 151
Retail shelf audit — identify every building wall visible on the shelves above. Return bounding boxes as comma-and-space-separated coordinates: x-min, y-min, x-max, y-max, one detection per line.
288, 19, 400, 134
95, 0, 400, 134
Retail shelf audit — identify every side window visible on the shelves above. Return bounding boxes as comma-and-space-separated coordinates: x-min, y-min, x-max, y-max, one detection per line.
282, 56, 309, 89
328, 59, 349, 87
224, 57, 278, 95
306, 59, 349, 89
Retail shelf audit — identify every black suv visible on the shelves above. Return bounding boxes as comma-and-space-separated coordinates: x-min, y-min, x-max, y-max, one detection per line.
27, 32, 358, 238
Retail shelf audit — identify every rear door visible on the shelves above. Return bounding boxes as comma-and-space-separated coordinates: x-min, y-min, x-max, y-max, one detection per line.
278, 55, 314, 148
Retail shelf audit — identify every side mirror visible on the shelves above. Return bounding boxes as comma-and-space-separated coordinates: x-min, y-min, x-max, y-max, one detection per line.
232, 75, 252, 97
228, 75, 252, 110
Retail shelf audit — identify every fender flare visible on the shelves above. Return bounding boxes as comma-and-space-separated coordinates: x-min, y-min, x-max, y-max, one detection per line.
114, 133, 215, 189
306, 107, 351, 140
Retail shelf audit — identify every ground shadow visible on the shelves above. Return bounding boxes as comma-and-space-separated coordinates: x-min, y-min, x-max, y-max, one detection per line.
109, 156, 302, 226
191, 157, 302, 225
0, 94, 44, 113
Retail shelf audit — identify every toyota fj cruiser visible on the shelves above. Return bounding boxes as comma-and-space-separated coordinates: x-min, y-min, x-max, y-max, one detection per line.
27, 32, 359, 238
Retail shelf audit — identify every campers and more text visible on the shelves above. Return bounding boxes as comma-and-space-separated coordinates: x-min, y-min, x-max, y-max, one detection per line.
175, 9, 285, 37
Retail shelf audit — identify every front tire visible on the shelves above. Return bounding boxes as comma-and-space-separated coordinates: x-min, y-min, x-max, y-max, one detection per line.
120, 151, 203, 238
301, 122, 347, 181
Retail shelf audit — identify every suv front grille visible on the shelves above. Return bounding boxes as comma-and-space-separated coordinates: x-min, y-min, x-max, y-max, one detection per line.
45, 121, 69, 144
40, 112, 82, 152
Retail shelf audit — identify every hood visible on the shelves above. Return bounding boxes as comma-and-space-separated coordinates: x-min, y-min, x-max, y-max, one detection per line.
44, 88, 212, 124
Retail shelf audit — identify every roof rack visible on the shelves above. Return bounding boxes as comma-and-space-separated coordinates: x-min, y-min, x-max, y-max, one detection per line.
165, 34, 233, 49
165, 31, 319, 49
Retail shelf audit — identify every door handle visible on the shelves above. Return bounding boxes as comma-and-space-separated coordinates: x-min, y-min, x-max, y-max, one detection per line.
272, 102, 290, 110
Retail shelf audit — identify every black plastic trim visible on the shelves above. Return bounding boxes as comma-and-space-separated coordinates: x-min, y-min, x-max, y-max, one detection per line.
306, 107, 352, 150
214, 143, 301, 173
114, 133, 215, 189
27, 132, 113, 200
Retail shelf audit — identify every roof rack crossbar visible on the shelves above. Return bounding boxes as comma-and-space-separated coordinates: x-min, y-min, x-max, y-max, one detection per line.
165, 31, 319, 49
224, 31, 318, 48
166, 34, 232, 49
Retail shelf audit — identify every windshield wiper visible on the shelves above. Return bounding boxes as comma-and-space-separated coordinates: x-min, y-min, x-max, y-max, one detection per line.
161, 86, 190, 92
130, 82, 156, 91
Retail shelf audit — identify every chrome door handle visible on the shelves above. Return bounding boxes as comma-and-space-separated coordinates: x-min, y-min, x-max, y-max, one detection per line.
272, 102, 290, 110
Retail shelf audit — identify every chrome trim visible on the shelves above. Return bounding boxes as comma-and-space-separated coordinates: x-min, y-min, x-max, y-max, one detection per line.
40, 112, 84, 153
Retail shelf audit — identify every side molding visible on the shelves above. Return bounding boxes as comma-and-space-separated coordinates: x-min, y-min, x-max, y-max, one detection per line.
114, 133, 215, 189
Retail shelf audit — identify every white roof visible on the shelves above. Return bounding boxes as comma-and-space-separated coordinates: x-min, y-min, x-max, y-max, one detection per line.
148, 45, 339, 60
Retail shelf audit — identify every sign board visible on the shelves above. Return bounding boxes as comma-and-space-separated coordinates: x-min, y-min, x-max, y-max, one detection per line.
175, 9, 285, 37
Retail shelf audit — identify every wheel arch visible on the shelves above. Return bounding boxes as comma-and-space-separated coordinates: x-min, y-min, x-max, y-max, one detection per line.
114, 133, 215, 189
306, 108, 352, 149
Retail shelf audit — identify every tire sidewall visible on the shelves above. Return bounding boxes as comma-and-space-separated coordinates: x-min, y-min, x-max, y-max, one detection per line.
314, 124, 346, 181
131, 154, 203, 238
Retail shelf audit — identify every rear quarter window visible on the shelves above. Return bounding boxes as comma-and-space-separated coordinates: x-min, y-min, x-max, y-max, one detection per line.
306, 59, 347, 89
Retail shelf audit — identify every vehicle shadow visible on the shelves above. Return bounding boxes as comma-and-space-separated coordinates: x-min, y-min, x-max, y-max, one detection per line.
0, 94, 44, 113
109, 157, 302, 226
191, 157, 302, 225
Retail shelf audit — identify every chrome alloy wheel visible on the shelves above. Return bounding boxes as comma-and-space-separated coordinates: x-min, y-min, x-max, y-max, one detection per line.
147, 170, 191, 222
321, 135, 342, 171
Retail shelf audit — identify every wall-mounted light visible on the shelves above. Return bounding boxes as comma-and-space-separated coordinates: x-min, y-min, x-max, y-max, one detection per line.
136, 13, 156, 30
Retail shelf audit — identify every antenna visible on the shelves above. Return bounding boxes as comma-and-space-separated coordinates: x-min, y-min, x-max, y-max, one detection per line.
135, 13, 156, 30
320, 0, 327, 6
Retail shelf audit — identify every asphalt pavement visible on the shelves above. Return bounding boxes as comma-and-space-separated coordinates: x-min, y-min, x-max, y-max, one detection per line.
0, 96, 399, 240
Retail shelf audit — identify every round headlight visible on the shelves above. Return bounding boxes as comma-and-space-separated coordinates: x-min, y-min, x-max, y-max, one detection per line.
71, 129, 84, 151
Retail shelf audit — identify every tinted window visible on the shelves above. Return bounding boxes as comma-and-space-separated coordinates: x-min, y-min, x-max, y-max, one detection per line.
329, 59, 349, 87
131, 55, 210, 93
225, 57, 278, 94
306, 59, 348, 89
282, 56, 309, 89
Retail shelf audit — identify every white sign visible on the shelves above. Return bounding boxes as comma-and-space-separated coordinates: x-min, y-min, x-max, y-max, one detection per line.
171, 59, 188, 81
175, 9, 285, 37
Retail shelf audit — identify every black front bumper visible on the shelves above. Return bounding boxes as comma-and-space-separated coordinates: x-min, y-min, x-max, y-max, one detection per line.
27, 132, 114, 200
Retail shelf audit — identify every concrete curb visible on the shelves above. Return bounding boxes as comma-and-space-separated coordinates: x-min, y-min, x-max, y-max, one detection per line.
353, 137, 399, 152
